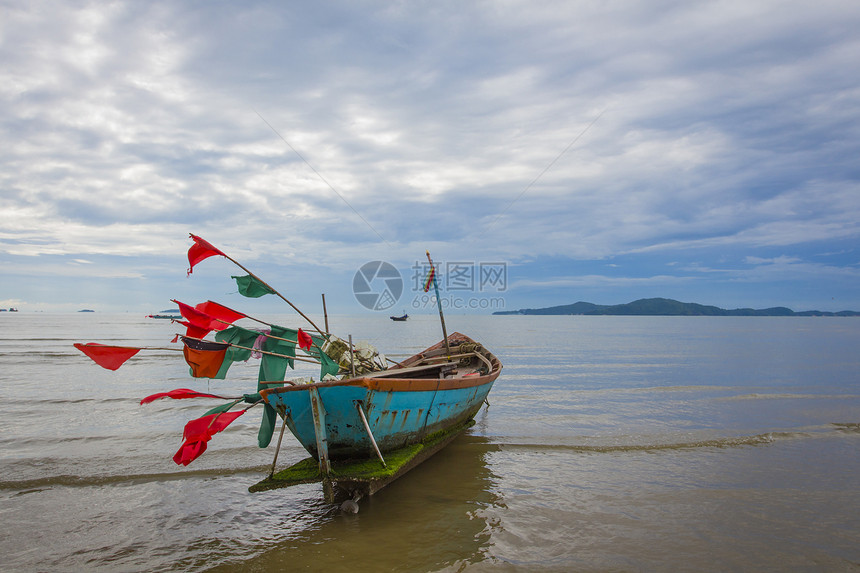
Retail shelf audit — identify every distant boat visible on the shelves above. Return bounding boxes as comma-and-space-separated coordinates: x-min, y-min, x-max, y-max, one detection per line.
147, 309, 180, 319
390, 313, 408, 321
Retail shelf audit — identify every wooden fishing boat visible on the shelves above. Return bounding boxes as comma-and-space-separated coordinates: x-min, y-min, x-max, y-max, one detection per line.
389, 313, 408, 321
261, 332, 500, 460
254, 332, 500, 502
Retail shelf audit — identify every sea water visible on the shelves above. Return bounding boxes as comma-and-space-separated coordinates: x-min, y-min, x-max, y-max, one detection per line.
1, 313, 858, 571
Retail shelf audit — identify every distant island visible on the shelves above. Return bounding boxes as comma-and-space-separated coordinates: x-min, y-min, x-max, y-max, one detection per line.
493, 298, 860, 317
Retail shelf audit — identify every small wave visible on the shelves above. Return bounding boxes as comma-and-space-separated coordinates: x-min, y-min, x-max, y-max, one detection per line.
0, 434, 117, 448
492, 432, 808, 453
0, 464, 272, 492
580, 384, 738, 395
13, 488, 50, 497
38, 396, 131, 406
718, 393, 860, 401
833, 422, 860, 433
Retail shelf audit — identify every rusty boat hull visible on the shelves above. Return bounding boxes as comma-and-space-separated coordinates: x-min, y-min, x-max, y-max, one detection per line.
259, 332, 501, 460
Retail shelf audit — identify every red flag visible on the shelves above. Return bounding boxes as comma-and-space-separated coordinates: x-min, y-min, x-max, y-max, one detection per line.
174, 319, 211, 339
297, 328, 313, 350
196, 300, 245, 322
173, 439, 208, 466
173, 410, 245, 466
173, 299, 218, 331
187, 234, 225, 275
195, 300, 245, 331
74, 343, 141, 371
181, 337, 229, 378
140, 388, 225, 405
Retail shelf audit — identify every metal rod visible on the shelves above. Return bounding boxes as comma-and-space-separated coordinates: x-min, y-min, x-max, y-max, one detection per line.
355, 402, 386, 467
268, 415, 288, 478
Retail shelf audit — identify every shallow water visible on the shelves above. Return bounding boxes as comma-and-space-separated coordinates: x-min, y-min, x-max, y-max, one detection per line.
1, 313, 858, 571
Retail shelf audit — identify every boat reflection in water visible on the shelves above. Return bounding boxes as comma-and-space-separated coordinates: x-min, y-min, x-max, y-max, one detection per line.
238, 433, 502, 572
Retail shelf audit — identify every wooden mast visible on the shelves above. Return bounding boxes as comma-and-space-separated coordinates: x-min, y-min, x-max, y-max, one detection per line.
425, 251, 451, 357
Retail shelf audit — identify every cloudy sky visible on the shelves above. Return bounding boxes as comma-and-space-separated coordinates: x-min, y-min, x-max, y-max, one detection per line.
2, 0, 859, 315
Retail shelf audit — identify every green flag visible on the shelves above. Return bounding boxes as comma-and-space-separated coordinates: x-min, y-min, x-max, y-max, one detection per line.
255, 325, 298, 448
257, 400, 277, 447
215, 326, 259, 361
319, 349, 340, 380
259, 326, 297, 381
232, 274, 276, 298
210, 326, 262, 378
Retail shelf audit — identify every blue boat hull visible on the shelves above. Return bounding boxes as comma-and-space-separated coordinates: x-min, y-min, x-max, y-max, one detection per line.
260, 333, 501, 460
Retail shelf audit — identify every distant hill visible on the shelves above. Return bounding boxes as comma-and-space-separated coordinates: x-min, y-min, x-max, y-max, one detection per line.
493, 298, 860, 317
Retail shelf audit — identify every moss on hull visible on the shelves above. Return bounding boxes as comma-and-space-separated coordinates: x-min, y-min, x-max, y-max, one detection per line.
331, 443, 423, 480
249, 419, 476, 493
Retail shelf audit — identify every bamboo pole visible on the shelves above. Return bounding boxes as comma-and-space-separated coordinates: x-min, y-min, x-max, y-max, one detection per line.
202, 319, 308, 350
348, 334, 356, 378
321, 294, 329, 334
176, 305, 320, 358
179, 335, 321, 365
420, 351, 493, 372
78, 343, 183, 352
221, 253, 325, 336
425, 251, 451, 357
385, 356, 407, 368
187, 235, 324, 336
196, 300, 372, 370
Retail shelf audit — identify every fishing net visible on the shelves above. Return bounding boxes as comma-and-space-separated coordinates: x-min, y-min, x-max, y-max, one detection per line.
322, 336, 387, 376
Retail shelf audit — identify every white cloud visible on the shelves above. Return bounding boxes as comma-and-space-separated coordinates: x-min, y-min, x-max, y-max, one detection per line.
512, 274, 696, 290
2, 0, 860, 311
